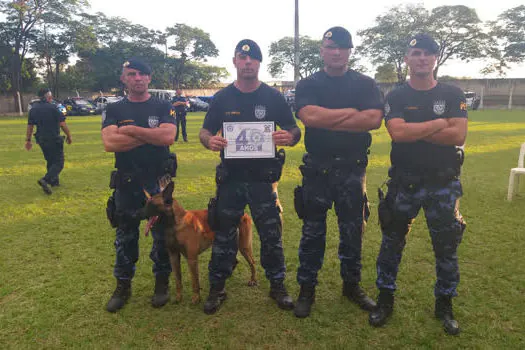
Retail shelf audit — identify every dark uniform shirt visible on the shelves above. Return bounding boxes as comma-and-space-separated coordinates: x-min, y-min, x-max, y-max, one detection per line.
172, 95, 187, 114
102, 97, 175, 173
384, 82, 467, 173
202, 83, 297, 172
28, 101, 65, 141
295, 70, 384, 159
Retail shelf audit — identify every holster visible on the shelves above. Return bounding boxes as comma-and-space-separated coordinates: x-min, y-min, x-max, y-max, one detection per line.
106, 191, 118, 228
163, 153, 178, 178
207, 196, 220, 231
294, 185, 305, 219
377, 185, 395, 230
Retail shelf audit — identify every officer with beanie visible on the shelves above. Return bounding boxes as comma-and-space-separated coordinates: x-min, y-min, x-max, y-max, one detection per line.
199, 39, 301, 315
102, 57, 177, 312
293, 26, 383, 318
25, 88, 72, 194
369, 34, 467, 335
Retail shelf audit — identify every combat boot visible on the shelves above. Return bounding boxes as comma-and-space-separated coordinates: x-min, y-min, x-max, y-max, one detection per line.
294, 284, 315, 318
269, 281, 294, 310
37, 178, 52, 195
369, 289, 394, 327
151, 274, 170, 308
343, 282, 377, 311
203, 282, 227, 315
106, 279, 131, 313
435, 296, 460, 335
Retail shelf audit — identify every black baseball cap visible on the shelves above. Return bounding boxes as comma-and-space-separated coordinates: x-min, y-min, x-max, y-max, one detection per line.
38, 88, 51, 98
234, 39, 263, 62
122, 57, 152, 75
322, 26, 353, 49
407, 34, 439, 54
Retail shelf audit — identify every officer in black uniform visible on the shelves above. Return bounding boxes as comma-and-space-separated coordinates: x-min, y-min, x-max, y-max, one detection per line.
25, 88, 72, 195
172, 89, 188, 142
101, 58, 177, 313
369, 34, 467, 336
199, 39, 301, 315
293, 27, 384, 318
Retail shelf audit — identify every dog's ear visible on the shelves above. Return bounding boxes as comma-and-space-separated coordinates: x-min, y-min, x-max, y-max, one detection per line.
163, 181, 174, 204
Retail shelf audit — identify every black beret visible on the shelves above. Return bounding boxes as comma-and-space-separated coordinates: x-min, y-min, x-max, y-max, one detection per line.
38, 88, 51, 98
234, 39, 263, 62
122, 57, 152, 75
322, 26, 353, 49
407, 34, 439, 54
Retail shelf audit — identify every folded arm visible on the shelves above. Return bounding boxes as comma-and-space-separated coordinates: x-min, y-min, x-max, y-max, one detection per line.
386, 118, 448, 143
298, 105, 382, 132
118, 123, 176, 146
101, 125, 145, 152
423, 118, 467, 146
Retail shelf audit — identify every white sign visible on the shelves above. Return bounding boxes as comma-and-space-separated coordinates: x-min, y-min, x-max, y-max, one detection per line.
223, 122, 275, 159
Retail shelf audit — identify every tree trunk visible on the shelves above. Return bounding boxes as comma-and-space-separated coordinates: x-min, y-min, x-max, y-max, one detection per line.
11, 53, 22, 112
433, 66, 439, 80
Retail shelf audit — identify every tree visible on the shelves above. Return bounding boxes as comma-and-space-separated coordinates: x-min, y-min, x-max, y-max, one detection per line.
358, 4, 429, 83
268, 36, 323, 79
485, 5, 525, 75
428, 5, 493, 78
374, 63, 398, 83
164, 24, 219, 88
0, 0, 87, 110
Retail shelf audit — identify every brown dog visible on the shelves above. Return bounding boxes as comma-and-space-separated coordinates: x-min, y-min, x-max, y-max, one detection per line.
143, 181, 257, 304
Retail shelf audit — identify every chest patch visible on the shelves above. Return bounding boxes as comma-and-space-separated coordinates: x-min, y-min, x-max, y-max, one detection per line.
254, 105, 266, 120
148, 116, 160, 128
433, 100, 446, 116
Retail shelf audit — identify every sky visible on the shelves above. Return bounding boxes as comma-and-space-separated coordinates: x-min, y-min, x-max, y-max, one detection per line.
87, 0, 525, 82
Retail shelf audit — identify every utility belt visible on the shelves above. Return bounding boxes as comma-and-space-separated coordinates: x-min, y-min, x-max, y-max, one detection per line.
388, 166, 460, 189
215, 148, 286, 184
300, 153, 368, 178
35, 134, 64, 145
106, 153, 177, 227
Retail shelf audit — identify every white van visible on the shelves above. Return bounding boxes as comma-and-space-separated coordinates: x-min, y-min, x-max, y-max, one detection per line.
148, 89, 177, 101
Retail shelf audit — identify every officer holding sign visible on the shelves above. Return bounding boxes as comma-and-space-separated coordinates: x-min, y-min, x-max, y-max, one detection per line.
199, 39, 301, 315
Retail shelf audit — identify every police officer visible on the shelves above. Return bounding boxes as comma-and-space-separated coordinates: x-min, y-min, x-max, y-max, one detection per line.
101, 58, 177, 313
369, 34, 467, 335
293, 27, 383, 318
172, 89, 188, 142
199, 39, 301, 315
25, 88, 72, 194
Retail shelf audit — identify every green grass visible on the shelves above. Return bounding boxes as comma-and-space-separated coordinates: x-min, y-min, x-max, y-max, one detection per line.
1, 111, 524, 349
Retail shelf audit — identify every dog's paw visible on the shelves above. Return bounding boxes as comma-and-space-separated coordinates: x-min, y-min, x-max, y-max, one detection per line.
247, 280, 258, 287
191, 294, 201, 304
175, 293, 183, 303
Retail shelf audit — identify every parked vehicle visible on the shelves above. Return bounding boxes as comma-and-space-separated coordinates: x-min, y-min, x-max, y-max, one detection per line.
188, 97, 209, 112
62, 97, 97, 116
93, 96, 122, 113
28, 99, 68, 117
464, 91, 481, 110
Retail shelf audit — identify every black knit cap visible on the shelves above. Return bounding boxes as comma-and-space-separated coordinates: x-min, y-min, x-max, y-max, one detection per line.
122, 57, 152, 75
234, 39, 263, 62
322, 26, 353, 49
407, 34, 439, 54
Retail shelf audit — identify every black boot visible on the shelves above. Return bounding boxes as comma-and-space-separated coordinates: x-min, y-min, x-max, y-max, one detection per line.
203, 282, 227, 315
294, 284, 315, 318
38, 178, 52, 195
151, 274, 170, 308
369, 289, 394, 327
343, 283, 377, 311
435, 296, 460, 335
269, 281, 294, 310
106, 279, 131, 313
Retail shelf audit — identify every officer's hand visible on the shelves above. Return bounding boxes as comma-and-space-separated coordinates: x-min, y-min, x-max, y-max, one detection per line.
25, 141, 32, 151
118, 125, 137, 136
208, 135, 227, 151
66, 136, 72, 144
272, 130, 293, 146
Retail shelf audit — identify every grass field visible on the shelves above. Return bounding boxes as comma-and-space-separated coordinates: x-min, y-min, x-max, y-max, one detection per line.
1, 111, 524, 349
